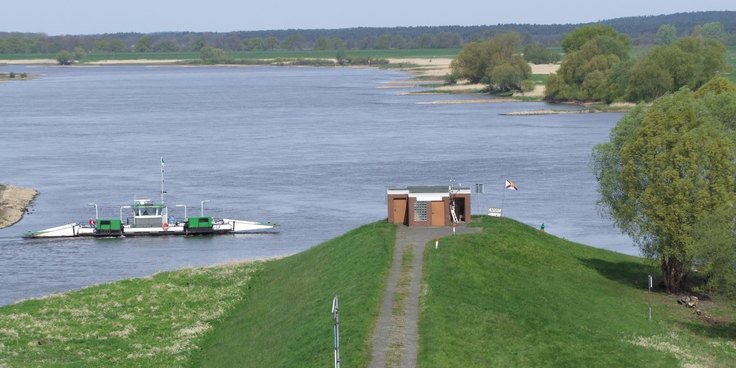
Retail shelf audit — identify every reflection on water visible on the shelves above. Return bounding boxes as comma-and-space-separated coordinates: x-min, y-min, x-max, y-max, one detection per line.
0, 65, 633, 305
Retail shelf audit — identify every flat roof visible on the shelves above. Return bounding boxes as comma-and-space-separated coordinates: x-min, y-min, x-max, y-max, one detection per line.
387, 185, 471, 194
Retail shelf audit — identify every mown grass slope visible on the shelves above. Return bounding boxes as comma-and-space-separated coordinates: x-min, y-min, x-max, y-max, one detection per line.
189, 221, 395, 367
0, 262, 263, 367
420, 216, 736, 367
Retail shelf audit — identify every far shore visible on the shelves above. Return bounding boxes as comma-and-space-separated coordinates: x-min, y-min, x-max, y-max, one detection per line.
0, 185, 38, 229
0, 57, 629, 113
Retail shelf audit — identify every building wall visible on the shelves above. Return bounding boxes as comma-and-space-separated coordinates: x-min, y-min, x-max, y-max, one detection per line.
387, 194, 408, 225
387, 192, 472, 227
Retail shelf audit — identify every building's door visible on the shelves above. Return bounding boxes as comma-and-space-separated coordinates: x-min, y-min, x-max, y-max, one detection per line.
392, 198, 407, 224
431, 201, 445, 226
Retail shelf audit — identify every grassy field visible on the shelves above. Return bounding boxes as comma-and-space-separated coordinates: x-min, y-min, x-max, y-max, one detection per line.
189, 221, 395, 367
0, 221, 394, 367
420, 216, 736, 367
0, 261, 264, 367
1, 218, 734, 367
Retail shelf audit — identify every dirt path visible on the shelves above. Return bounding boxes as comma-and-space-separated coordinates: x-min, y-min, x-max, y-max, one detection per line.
369, 224, 480, 368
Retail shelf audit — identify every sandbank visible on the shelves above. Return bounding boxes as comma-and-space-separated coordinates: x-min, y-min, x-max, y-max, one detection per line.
384, 60, 559, 104
0, 185, 38, 229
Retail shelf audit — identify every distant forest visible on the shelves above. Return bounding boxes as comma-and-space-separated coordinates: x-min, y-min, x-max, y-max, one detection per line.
1, 11, 735, 54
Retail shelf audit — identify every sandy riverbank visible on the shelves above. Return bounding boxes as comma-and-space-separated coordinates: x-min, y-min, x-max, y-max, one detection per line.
0, 185, 38, 229
383, 59, 559, 102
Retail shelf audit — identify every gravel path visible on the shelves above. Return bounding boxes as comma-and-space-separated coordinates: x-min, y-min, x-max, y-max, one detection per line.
369, 224, 480, 368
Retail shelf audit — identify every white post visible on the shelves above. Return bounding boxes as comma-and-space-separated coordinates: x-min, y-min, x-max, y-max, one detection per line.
200, 200, 210, 216
332, 296, 340, 368
435, 237, 439, 249
648, 275, 653, 293
120, 205, 130, 222
176, 204, 187, 219
87, 203, 98, 219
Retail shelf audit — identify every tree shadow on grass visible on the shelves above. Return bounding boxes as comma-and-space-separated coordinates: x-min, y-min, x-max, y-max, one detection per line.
578, 257, 658, 289
681, 321, 736, 339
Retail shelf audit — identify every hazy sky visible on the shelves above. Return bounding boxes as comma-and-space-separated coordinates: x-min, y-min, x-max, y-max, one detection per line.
4, 0, 734, 35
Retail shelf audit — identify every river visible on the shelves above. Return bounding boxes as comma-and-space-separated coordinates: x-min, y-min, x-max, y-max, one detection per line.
0, 65, 633, 305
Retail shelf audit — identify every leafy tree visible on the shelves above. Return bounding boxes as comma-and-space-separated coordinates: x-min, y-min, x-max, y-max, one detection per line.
690, 204, 736, 296
625, 61, 673, 101
56, 50, 74, 65
413, 34, 435, 48
694, 77, 736, 129
199, 45, 230, 64
701, 22, 724, 41
546, 25, 631, 101
604, 59, 633, 101
190, 37, 206, 52
93, 39, 128, 52
375, 34, 392, 49
330, 37, 345, 50
543, 74, 571, 101
694, 76, 736, 97
282, 35, 305, 50
628, 36, 727, 101
451, 32, 529, 85
593, 88, 736, 292
655, 24, 677, 45
561, 25, 628, 54
523, 43, 561, 64
245, 38, 265, 51
691, 24, 703, 38
435, 32, 462, 48
154, 40, 179, 52
312, 37, 331, 50
490, 64, 523, 91
134, 35, 155, 52
265, 37, 280, 50
520, 79, 536, 93
73, 47, 86, 61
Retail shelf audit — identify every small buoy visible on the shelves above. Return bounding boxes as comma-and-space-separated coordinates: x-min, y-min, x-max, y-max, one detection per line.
162, 222, 170, 230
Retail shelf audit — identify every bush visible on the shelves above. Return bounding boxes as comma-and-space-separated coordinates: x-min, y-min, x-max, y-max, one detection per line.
523, 43, 561, 64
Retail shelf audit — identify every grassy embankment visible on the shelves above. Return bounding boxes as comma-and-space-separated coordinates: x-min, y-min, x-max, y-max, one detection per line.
420, 216, 736, 367
0, 221, 395, 367
2, 217, 735, 367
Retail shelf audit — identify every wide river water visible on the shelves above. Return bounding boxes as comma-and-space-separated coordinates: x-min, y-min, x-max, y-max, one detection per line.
0, 65, 633, 305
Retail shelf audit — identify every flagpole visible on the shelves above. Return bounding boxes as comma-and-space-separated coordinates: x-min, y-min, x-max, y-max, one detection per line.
501, 186, 506, 216
160, 157, 165, 205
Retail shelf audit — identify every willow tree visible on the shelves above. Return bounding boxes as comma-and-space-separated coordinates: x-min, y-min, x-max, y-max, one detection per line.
450, 32, 530, 89
593, 88, 736, 292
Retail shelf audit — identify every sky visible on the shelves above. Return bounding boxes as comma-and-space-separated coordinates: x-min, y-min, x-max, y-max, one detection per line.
3, 0, 734, 35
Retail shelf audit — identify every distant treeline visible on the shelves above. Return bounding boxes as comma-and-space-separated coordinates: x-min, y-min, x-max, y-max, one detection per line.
1, 11, 735, 54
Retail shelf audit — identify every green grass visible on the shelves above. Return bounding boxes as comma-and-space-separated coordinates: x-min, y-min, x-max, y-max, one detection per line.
189, 221, 395, 367
419, 216, 736, 367
0, 261, 263, 367
0, 221, 395, 367
3, 217, 734, 367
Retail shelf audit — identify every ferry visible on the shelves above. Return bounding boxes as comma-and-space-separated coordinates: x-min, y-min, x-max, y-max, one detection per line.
23, 159, 278, 238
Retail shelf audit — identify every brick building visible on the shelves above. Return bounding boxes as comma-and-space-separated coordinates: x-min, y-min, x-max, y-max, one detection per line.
386, 186, 471, 227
